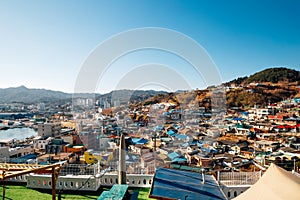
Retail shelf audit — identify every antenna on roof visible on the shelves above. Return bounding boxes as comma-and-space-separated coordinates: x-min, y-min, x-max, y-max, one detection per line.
202, 168, 205, 184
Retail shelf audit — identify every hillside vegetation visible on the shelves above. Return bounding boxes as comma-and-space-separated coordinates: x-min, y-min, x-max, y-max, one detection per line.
245, 67, 299, 84
139, 67, 300, 109
226, 67, 299, 107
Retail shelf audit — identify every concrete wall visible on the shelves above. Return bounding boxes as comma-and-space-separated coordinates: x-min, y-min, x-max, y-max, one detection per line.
0, 147, 9, 159
27, 174, 100, 191
220, 185, 250, 199
100, 173, 153, 188
27, 173, 154, 191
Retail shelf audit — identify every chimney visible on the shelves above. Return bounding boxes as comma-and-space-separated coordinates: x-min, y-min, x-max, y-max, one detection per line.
118, 134, 127, 184
202, 169, 205, 184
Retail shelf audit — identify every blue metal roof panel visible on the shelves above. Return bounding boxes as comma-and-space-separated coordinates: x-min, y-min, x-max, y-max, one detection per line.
150, 168, 226, 200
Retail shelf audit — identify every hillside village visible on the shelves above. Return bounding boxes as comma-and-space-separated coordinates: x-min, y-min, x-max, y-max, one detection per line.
0, 68, 300, 199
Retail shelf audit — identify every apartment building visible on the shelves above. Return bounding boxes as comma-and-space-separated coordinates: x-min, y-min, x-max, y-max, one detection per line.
38, 123, 61, 137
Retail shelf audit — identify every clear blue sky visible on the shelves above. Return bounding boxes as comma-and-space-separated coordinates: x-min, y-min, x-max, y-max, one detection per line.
0, 0, 299, 93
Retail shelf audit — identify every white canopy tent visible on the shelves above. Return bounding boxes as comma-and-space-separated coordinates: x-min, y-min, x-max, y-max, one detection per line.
234, 163, 300, 200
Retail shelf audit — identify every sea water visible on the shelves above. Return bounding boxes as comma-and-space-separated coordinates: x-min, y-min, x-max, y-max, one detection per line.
0, 124, 37, 141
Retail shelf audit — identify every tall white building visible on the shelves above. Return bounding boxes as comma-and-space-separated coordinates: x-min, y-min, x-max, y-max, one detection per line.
37, 103, 45, 112
103, 99, 111, 109
86, 98, 94, 107
113, 99, 120, 107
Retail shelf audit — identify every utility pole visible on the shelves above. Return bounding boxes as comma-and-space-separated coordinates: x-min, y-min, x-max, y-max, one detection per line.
154, 132, 157, 172
118, 134, 126, 184
2, 171, 5, 200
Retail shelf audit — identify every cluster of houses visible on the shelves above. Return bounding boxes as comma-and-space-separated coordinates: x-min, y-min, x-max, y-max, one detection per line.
0, 94, 299, 180
69, 95, 300, 175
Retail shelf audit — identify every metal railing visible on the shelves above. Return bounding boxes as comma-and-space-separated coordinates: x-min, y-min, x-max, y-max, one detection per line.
59, 163, 100, 176
219, 171, 260, 186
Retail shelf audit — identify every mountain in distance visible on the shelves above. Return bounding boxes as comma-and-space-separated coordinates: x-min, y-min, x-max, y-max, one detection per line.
0, 86, 167, 104
96, 89, 168, 105
0, 67, 298, 106
0, 86, 72, 104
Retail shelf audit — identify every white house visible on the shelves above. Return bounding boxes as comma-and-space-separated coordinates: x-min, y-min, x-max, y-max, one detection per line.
33, 136, 53, 150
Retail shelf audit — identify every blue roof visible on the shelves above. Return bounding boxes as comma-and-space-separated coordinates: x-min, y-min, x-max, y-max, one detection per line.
233, 117, 246, 121
150, 168, 226, 200
131, 138, 148, 144
294, 98, 300, 103
197, 143, 204, 148
167, 129, 176, 136
175, 134, 188, 140
242, 112, 249, 116
11, 154, 37, 164
189, 141, 198, 146
126, 154, 138, 162
168, 152, 179, 160
181, 143, 189, 148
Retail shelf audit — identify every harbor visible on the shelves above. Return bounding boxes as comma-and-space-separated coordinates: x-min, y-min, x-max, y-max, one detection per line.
0, 122, 37, 142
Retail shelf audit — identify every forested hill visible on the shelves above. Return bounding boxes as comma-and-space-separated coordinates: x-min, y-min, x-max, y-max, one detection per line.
226, 67, 299, 86
245, 67, 299, 84
224, 67, 300, 107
